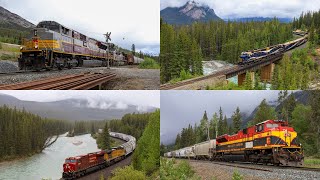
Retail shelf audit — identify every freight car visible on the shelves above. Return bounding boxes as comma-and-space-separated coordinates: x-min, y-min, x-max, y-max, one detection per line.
62, 132, 136, 179
19, 21, 143, 70
167, 120, 303, 167
238, 36, 307, 66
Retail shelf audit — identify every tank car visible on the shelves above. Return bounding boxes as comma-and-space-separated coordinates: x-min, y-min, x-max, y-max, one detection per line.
194, 140, 216, 160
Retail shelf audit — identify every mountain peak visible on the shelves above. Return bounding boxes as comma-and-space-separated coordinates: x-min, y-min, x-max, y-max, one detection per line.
161, 1, 221, 25
0, 6, 35, 29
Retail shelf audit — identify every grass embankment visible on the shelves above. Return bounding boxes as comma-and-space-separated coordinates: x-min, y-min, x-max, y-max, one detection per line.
138, 57, 160, 69
304, 157, 320, 168
0, 42, 20, 61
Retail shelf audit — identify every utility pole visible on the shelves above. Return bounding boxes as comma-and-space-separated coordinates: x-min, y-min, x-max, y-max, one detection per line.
207, 121, 210, 141
104, 32, 111, 69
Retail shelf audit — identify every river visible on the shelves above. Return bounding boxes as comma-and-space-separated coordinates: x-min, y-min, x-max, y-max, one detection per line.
0, 133, 100, 180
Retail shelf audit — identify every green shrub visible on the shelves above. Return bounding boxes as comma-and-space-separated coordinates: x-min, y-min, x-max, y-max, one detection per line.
0, 42, 2, 49
160, 158, 200, 180
110, 166, 146, 180
139, 58, 160, 69
169, 70, 198, 83
1, 53, 16, 60
232, 170, 243, 180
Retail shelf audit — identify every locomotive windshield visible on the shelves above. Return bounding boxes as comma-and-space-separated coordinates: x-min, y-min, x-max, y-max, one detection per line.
65, 159, 77, 163
266, 124, 279, 128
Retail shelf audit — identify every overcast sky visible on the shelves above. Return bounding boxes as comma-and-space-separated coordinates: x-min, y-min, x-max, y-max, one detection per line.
0, 90, 160, 108
160, 90, 296, 144
0, 0, 160, 54
161, 0, 320, 19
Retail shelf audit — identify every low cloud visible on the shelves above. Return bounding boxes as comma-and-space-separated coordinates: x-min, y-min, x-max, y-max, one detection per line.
161, 0, 320, 19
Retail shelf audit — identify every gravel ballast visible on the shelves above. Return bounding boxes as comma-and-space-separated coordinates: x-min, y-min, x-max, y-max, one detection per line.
0, 60, 19, 73
182, 160, 320, 180
0, 66, 160, 90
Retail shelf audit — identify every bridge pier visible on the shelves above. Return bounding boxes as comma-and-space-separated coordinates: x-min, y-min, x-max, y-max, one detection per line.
238, 72, 255, 86
260, 63, 274, 82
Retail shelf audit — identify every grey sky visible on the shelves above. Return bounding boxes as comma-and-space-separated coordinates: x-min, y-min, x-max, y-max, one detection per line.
160, 90, 295, 144
0, 0, 160, 54
161, 0, 320, 19
1, 90, 160, 108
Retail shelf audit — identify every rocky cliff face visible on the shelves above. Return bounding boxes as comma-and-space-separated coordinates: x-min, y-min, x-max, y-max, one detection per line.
0, 6, 35, 29
161, 1, 222, 25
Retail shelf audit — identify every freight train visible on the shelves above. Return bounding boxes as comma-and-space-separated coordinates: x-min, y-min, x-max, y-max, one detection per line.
238, 36, 307, 66
19, 21, 144, 70
165, 120, 304, 167
62, 132, 136, 179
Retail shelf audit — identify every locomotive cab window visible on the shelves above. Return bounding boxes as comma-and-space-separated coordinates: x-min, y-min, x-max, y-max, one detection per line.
256, 124, 264, 132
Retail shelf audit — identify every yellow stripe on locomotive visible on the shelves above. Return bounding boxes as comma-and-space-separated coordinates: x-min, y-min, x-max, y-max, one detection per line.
104, 147, 126, 161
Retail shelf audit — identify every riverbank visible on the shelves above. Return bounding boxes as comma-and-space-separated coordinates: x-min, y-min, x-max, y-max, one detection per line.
0, 133, 100, 179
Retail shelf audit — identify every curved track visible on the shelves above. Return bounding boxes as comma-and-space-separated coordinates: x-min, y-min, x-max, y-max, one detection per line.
61, 132, 136, 180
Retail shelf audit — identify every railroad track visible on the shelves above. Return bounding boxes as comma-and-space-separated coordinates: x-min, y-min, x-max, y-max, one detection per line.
187, 159, 273, 172
186, 159, 320, 173
0, 72, 116, 90
0, 66, 108, 76
160, 66, 237, 90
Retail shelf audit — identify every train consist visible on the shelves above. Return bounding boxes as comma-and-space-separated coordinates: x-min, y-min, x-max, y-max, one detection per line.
62, 132, 136, 179
19, 21, 144, 70
238, 35, 307, 65
165, 120, 304, 167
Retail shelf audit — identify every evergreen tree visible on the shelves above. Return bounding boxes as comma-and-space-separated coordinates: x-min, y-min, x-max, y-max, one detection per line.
309, 91, 320, 155
218, 107, 224, 136
232, 107, 242, 134
132, 110, 160, 175
243, 71, 253, 90
100, 122, 111, 150
253, 99, 277, 125
131, 44, 136, 55
200, 111, 209, 141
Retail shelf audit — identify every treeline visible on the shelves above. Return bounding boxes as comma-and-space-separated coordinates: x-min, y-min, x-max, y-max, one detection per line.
0, 105, 70, 161
160, 18, 293, 83
293, 10, 320, 46
108, 112, 153, 139
68, 120, 106, 136
171, 106, 243, 150
271, 49, 317, 90
0, 23, 30, 44
107, 110, 160, 179
166, 91, 320, 156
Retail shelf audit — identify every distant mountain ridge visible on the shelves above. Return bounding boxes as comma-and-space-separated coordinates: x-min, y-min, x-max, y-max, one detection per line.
0, 94, 157, 121
225, 17, 292, 23
161, 1, 222, 25
0, 6, 35, 30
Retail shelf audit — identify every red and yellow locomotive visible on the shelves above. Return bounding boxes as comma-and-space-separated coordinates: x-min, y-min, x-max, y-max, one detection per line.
213, 120, 304, 166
